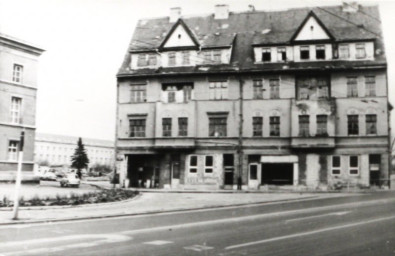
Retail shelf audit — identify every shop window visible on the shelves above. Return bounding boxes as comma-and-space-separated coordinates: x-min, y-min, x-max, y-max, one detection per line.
189, 155, 197, 173
205, 155, 213, 173
249, 164, 258, 180
349, 156, 359, 175
332, 156, 341, 175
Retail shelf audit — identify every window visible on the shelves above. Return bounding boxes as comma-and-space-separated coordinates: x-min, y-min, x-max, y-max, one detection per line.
213, 51, 221, 63
168, 52, 176, 66
317, 78, 329, 99
332, 156, 341, 175
189, 155, 197, 173
339, 44, 350, 59
129, 119, 146, 137
349, 156, 359, 175
209, 116, 227, 137
366, 114, 377, 135
347, 77, 358, 97
300, 46, 310, 60
10, 97, 22, 124
8, 140, 19, 161
253, 80, 263, 99
252, 116, 263, 137
299, 115, 310, 137
365, 76, 376, 97
137, 54, 147, 67
148, 54, 157, 66
262, 48, 271, 62
356, 44, 366, 59
162, 118, 172, 137
204, 51, 212, 64
348, 115, 359, 135
316, 45, 325, 59
166, 86, 177, 103
205, 155, 213, 173
13, 64, 23, 83
269, 116, 280, 136
130, 84, 146, 103
209, 81, 228, 100
277, 47, 286, 61
182, 51, 190, 65
249, 164, 258, 180
183, 85, 193, 102
316, 115, 328, 136
269, 79, 280, 99
178, 117, 188, 136
296, 76, 329, 100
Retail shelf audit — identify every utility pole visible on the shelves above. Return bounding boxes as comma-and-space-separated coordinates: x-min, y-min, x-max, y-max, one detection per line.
12, 131, 24, 220
237, 79, 244, 190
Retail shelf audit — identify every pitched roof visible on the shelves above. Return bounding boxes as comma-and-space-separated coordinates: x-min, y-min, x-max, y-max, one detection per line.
118, 5, 385, 75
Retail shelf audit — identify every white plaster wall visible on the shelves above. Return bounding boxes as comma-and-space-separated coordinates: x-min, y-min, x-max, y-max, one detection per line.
306, 154, 320, 187
294, 17, 330, 41
163, 24, 196, 48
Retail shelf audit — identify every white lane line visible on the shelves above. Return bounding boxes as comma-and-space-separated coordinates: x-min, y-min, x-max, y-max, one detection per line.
225, 215, 395, 250
285, 211, 350, 223
184, 245, 214, 252
0, 233, 131, 256
143, 240, 173, 245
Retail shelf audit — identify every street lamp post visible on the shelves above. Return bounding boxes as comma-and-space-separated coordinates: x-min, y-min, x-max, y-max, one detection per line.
12, 131, 25, 220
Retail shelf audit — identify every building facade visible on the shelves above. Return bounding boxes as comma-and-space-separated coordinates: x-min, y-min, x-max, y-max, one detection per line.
116, 3, 391, 190
0, 33, 44, 172
35, 133, 114, 168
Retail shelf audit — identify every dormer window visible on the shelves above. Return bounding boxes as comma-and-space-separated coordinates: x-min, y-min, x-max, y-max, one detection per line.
316, 45, 325, 59
168, 52, 176, 66
262, 48, 271, 62
203, 50, 223, 64
356, 43, 366, 59
339, 44, 350, 59
300, 46, 310, 60
137, 54, 147, 67
277, 48, 286, 61
148, 54, 157, 66
182, 51, 190, 65
213, 50, 221, 63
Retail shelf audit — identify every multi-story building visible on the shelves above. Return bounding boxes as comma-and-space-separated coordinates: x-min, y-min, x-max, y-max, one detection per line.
34, 133, 114, 168
0, 33, 44, 174
116, 3, 391, 190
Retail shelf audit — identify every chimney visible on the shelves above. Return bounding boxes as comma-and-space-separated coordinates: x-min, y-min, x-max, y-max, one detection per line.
342, 2, 359, 13
248, 5, 255, 12
170, 7, 181, 23
214, 4, 229, 20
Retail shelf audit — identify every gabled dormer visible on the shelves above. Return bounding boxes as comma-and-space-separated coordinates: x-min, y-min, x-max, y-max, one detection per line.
291, 11, 334, 43
159, 19, 199, 51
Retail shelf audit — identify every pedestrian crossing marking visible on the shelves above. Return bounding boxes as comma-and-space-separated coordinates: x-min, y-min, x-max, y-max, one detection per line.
184, 244, 214, 252
144, 240, 173, 245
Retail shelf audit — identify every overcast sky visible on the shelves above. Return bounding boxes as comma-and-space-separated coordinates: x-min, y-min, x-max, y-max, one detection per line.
0, 0, 394, 141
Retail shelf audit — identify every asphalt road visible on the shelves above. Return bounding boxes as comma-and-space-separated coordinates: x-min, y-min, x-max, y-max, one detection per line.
1, 191, 395, 256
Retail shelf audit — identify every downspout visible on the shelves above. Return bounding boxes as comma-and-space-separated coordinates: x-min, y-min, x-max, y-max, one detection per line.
238, 78, 244, 189
113, 82, 120, 189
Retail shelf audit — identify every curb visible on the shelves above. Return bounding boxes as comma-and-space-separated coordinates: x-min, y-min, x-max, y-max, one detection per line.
0, 195, 321, 226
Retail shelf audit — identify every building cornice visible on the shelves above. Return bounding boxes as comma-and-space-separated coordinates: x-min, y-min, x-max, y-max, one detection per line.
0, 122, 35, 129
0, 79, 37, 90
0, 33, 44, 56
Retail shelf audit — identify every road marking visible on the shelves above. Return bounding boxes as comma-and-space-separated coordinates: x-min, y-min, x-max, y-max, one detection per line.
184, 245, 214, 252
285, 211, 350, 223
0, 233, 131, 256
225, 215, 395, 250
143, 240, 173, 245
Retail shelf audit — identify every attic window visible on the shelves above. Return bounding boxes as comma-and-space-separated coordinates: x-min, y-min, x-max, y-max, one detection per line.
300, 46, 310, 60
316, 45, 325, 60
262, 48, 271, 62
178, 34, 181, 39
310, 26, 314, 31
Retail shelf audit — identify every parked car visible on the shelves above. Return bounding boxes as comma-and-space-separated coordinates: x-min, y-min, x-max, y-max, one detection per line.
40, 169, 57, 181
58, 173, 80, 188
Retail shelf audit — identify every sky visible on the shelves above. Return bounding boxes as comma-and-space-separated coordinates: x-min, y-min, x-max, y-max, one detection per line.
0, 0, 394, 142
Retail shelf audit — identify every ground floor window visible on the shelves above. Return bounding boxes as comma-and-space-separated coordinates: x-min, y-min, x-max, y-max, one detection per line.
249, 164, 258, 180
205, 155, 214, 173
331, 156, 341, 175
349, 156, 359, 175
8, 140, 19, 161
189, 155, 197, 173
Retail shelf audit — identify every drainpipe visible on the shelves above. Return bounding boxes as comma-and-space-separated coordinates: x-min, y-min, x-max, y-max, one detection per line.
238, 78, 244, 189
113, 83, 120, 189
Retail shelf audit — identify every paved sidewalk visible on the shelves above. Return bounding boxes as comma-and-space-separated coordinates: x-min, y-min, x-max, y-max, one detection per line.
0, 192, 342, 225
